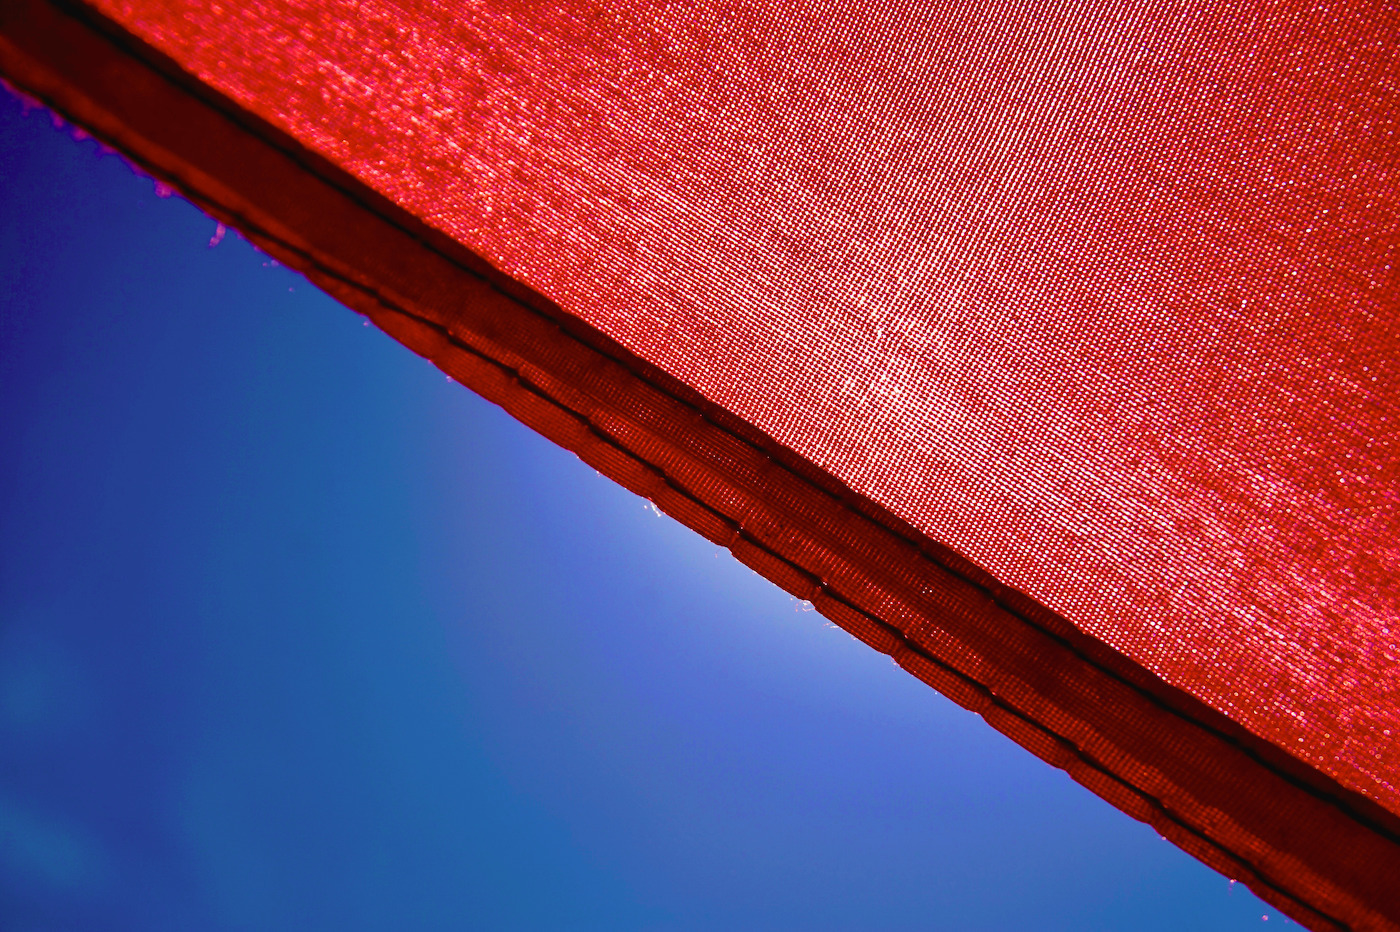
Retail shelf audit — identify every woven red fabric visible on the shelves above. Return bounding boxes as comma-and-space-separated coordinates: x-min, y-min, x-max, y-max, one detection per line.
2, 0, 1397, 927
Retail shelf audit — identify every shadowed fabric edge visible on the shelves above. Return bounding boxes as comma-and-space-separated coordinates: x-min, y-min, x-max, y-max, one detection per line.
1, 1, 1397, 928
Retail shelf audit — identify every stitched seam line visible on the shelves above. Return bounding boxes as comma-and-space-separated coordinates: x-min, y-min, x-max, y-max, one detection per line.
202, 199, 1360, 926
265, 278, 1373, 932
430, 328, 1358, 932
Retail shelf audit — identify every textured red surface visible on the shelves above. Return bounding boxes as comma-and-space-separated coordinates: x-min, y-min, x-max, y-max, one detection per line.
95, 0, 1399, 812
3, 0, 1399, 925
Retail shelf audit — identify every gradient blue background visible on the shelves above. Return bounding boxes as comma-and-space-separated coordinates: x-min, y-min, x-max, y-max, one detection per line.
0, 94, 1283, 930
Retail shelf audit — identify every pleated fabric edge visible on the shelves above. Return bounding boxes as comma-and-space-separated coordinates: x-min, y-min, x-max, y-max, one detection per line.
2, 1, 1398, 928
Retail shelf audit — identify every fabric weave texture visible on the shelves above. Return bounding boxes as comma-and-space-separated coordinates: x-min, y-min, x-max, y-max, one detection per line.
97, 0, 1400, 813
2, 0, 1397, 927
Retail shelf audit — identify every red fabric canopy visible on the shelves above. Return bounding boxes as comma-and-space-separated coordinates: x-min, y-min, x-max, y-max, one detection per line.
3, 0, 1397, 927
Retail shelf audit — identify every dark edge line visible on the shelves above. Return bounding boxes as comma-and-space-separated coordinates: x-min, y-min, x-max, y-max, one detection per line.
86, 133, 1344, 920
3, 4, 1395, 927
402, 312, 1354, 932
156, 203, 1360, 930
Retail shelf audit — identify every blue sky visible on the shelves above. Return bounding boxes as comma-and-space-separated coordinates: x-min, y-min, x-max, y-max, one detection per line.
0, 93, 1282, 930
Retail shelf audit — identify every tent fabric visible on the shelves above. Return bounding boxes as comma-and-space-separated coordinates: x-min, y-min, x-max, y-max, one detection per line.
2, 0, 1398, 928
